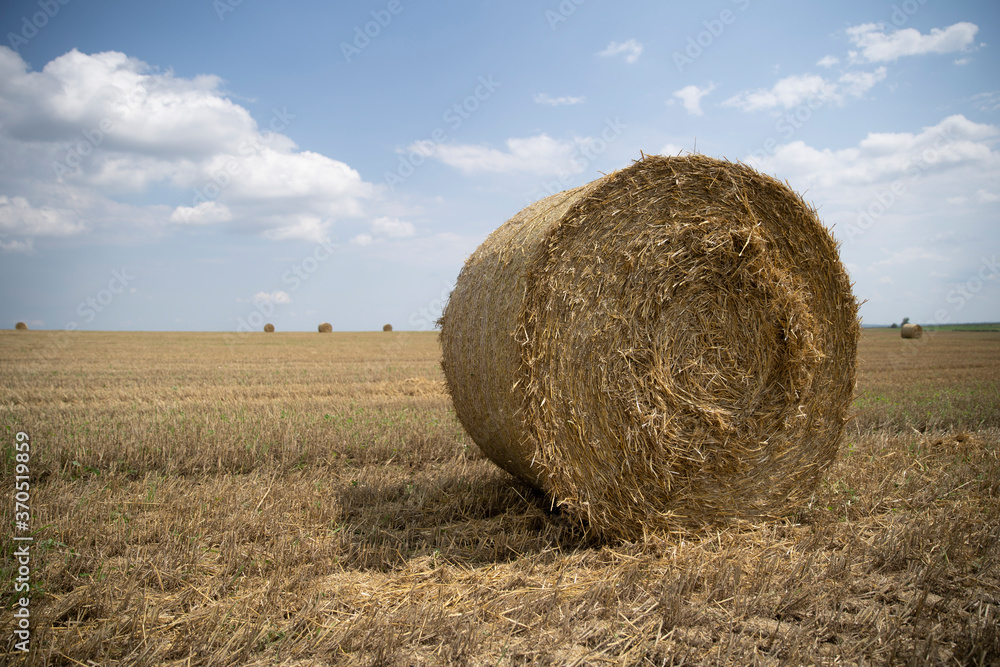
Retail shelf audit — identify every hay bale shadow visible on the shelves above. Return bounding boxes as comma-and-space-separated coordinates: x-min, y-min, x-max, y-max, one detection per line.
335, 468, 590, 571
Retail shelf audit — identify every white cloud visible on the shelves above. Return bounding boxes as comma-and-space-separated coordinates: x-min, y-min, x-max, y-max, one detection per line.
837, 67, 888, 98
0, 48, 257, 158
875, 247, 949, 266
371, 216, 415, 238
846, 22, 978, 63
410, 134, 592, 176
660, 143, 689, 156
259, 215, 333, 244
673, 83, 715, 116
817, 55, 840, 68
252, 290, 291, 305
534, 93, 586, 106
0, 195, 88, 236
747, 115, 999, 190
0, 235, 34, 254
351, 217, 415, 246
723, 69, 886, 112
0, 47, 374, 246
971, 91, 1000, 112
597, 39, 643, 64
976, 189, 999, 203
169, 201, 232, 226
723, 74, 838, 112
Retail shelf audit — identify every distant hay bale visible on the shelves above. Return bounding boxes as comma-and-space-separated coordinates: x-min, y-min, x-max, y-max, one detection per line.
15, 322, 28, 330
318, 323, 333, 333
900, 323, 923, 339
383, 324, 393, 332
439, 154, 860, 539
263, 323, 275, 333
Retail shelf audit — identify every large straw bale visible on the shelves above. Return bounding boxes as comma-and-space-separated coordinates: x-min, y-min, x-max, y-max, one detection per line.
15, 322, 28, 330
439, 154, 860, 539
900, 323, 922, 339
263, 323, 275, 333
318, 323, 333, 333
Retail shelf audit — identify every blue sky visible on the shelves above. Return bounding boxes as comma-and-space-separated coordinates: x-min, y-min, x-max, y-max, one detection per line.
0, 0, 997, 331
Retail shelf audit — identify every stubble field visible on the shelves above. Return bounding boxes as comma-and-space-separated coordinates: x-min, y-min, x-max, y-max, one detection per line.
1, 327, 998, 665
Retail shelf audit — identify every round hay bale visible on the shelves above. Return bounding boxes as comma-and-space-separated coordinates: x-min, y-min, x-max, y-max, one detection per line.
900, 323, 922, 339
440, 154, 860, 539
15, 322, 28, 330
263, 323, 275, 333
383, 324, 393, 332
318, 323, 333, 333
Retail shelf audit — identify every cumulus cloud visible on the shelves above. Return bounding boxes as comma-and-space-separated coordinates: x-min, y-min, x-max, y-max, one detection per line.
660, 143, 689, 156
747, 114, 999, 190
169, 201, 232, 226
724, 74, 836, 111
723, 69, 886, 112
534, 93, 586, 106
410, 134, 594, 176
597, 39, 643, 64
838, 67, 889, 98
846, 22, 978, 63
371, 216, 415, 238
0, 234, 34, 254
0, 195, 88, 236
0, 47, 374, 246
251, 291, 292, 305
673, 83, 715, 116
875, 247, 949, 266
725, 24, 973, 114
350, 217, 416, 246
972, 91, 1000, 112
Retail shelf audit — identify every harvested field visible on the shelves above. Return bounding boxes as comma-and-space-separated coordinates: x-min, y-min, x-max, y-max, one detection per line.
1, 328, 998, 665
